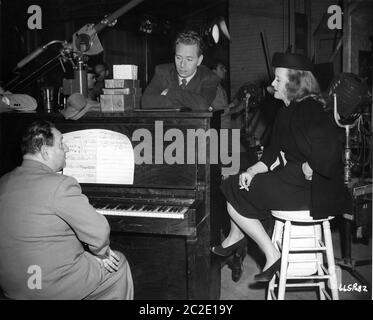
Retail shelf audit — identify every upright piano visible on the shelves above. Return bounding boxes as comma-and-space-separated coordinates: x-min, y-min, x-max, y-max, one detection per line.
0, 111, 224, 300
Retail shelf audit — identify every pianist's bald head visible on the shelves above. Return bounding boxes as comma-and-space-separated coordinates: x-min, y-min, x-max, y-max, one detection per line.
21, 120, 56, 155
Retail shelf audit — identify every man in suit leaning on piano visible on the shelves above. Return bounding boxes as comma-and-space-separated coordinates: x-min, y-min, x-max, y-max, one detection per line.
0, 121, 133, 300
141, 30, 220, 111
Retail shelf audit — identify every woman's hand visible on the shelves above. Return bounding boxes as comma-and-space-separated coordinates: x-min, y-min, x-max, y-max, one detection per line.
238, 162, 268, 191
239, 168, 256, 191
302, 162, 313, 180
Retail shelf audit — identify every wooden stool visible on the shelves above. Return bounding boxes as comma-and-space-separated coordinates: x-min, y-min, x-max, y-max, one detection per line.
267, 210, 339, 300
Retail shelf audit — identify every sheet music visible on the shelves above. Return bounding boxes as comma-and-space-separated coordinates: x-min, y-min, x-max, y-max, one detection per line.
63, 129, 134, 184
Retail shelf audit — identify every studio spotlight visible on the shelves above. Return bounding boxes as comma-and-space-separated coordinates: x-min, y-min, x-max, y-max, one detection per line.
202, 17, 230, 46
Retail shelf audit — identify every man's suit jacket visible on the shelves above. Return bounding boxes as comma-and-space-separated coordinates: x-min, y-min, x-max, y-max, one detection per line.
141, 63, 220, 111
0, 160, 110, 299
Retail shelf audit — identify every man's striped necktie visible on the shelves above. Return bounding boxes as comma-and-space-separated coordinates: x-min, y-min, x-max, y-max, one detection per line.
180, 78, 187, 89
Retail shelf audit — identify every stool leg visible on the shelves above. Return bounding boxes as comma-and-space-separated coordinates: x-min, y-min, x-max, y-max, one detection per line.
272, 219, 284, 252
315, 223, 326, 300
267, 277, 276, 300
323, 220, 339, 300
278, 220, 291, 300
267, 220, 283, 300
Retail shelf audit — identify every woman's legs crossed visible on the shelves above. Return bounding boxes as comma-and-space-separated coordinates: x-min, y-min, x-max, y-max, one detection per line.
221, 214, 245, 248
226, 202, 280, 271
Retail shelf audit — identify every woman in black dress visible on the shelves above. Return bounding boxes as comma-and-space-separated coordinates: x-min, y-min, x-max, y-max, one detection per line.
212, 52, 349, 282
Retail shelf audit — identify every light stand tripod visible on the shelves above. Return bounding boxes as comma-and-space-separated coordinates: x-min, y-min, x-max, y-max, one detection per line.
333, 93, 372, 291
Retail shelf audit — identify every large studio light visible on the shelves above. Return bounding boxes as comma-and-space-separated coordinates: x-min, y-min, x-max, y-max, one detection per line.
328, 72, 371, 185
202, 17, 231, 46
327, 72, 370, 121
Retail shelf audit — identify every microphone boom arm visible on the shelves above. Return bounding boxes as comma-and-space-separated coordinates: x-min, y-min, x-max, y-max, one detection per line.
94, 0, 145, 33
73, 0, 146, 55
15, 40, 66, 70
7, 0, 146, 93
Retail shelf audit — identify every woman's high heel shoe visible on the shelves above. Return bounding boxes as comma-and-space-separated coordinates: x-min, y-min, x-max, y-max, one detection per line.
254, 258, 281, 282
211, 237, 247, 257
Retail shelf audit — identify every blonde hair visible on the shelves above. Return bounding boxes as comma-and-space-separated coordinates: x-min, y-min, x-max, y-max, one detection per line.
285, 69, 324, 104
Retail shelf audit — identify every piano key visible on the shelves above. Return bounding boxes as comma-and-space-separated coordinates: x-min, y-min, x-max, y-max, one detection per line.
95, 204, 188, 219
105, 204, 118, 209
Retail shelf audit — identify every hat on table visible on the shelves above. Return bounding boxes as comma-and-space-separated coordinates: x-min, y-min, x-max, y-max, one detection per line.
61, 93, 100, 120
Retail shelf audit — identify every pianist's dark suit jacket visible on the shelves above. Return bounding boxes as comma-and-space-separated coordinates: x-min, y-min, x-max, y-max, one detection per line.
141, 63, 220, 111
0, 159, 110, 299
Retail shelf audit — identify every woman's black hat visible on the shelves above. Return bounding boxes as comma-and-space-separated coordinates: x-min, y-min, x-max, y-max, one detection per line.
271, 52, 314, 72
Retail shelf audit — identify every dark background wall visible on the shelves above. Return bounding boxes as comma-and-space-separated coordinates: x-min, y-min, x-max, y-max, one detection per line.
1, 0, 372, 101
228, 0, 372, 97
0, 0, 229, 99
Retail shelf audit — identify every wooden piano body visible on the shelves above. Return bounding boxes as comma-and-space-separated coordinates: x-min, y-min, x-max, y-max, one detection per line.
0, 111, 224, 300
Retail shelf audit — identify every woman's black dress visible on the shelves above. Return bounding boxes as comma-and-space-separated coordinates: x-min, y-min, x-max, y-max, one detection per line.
220, 97, 350, 220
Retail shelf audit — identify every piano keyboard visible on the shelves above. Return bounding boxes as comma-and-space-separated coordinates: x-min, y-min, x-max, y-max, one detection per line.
94, 203, 188, 219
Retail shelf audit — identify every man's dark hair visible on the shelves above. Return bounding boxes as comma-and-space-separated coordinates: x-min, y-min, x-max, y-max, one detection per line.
210, 59, 226, 71
94, 62, 109, 71
21, 121, 56, 155
87, 65, 94, 74
174, 30, 205, 56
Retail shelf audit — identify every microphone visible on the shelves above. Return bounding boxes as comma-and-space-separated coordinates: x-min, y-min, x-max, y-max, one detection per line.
15, 46, 46, 70
74, 32, 92, 53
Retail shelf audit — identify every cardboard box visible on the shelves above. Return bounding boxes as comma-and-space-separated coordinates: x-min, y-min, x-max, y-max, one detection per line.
102, 88, 142, 95
104, 79, 140, 89
113, 65, 138, 80
100, 94, 141, 112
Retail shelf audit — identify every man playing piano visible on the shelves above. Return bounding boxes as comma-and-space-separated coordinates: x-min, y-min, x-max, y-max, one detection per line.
141, 30, 220, 111
0, 121, 133, 300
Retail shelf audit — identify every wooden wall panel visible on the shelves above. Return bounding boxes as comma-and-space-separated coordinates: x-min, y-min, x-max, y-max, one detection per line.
229, 0, 286, 95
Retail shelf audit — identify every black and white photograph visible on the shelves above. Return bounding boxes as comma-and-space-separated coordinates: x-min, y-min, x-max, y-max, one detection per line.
0, 0, 372, 307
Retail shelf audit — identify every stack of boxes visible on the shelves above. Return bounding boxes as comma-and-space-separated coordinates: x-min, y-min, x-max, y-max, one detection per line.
100, 65, 142, 112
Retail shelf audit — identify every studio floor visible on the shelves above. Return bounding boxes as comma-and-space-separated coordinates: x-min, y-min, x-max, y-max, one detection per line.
219, 224, 372, 300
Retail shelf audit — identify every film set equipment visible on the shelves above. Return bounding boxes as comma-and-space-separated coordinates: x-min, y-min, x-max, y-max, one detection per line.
4, 0, 146, 98
201, 17, 231, 47
328, 72, 372, 291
